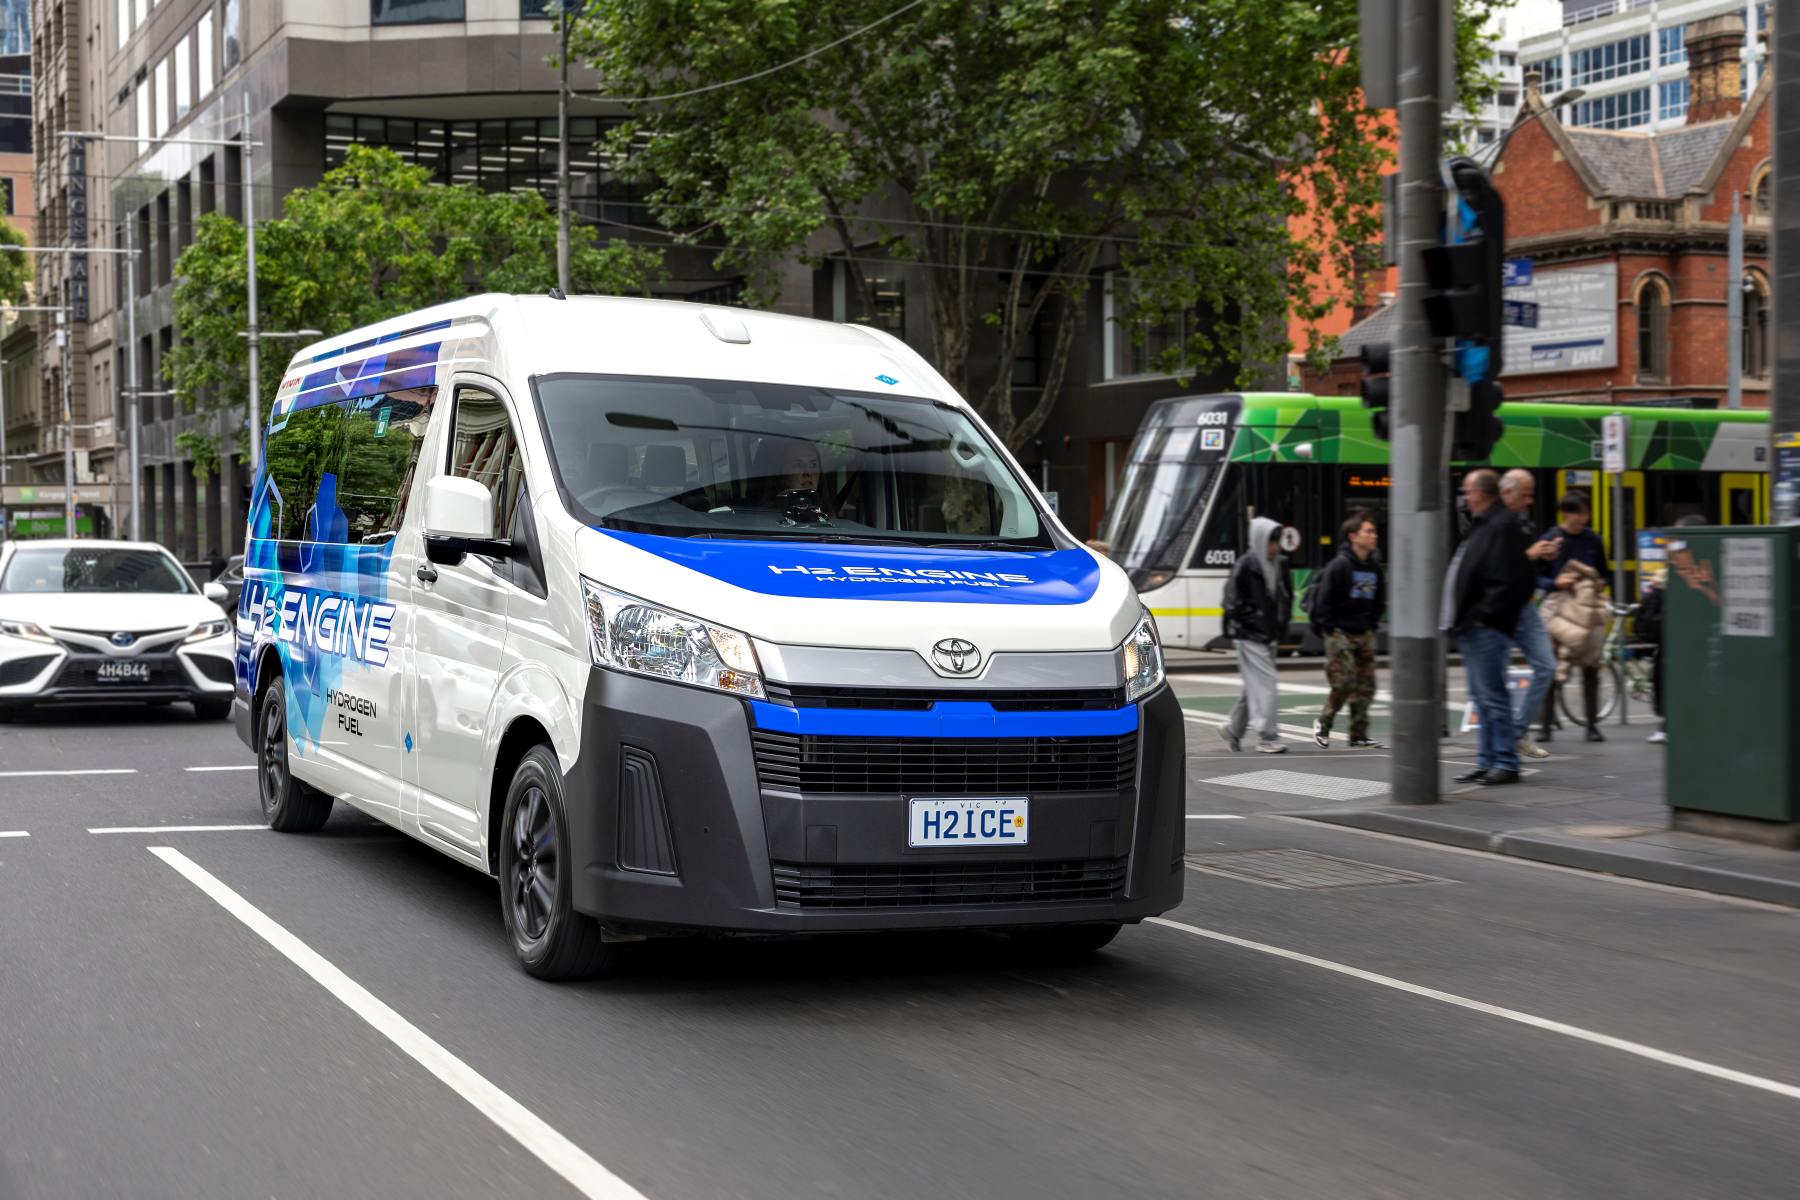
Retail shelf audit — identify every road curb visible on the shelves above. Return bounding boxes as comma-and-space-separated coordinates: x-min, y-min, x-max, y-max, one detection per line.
1298, 808, 1800, 909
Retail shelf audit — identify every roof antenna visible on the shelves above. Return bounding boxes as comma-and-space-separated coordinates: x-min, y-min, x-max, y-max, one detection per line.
548, 287, 567, 300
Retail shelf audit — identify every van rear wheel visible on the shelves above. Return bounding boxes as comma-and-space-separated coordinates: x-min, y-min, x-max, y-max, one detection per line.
258, 677, 333, 832
499, 746, 617, 981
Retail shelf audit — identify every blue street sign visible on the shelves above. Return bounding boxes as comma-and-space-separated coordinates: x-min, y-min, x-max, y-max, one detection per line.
1503, 300, 1539, 328
1502, 258, 1533, 288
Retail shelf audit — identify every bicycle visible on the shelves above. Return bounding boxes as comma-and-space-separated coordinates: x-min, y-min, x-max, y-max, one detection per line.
1556, 601, 1655, 725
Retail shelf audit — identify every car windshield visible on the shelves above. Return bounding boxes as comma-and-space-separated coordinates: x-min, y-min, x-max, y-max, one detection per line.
534, 374, 1053, 548
0, 547, 196, 594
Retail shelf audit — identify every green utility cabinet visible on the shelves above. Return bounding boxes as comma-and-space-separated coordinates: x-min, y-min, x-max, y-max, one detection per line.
1665, 525, 1800, 826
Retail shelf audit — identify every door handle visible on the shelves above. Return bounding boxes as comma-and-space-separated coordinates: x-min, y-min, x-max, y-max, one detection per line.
416, 563, 438, 584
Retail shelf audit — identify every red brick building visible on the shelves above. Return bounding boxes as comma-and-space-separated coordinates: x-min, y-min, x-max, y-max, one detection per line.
1307, 14, 1771, 409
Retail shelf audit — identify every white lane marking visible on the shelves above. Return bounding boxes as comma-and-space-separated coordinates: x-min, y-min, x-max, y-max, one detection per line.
1258, 814, 1799, 913
1148, 916, 1800, 1102
0, 830, 28, 838
89, 824, 267, 835
149, 847, 646, 1200
184, 765, 256, 773
1186, 814, 1244, 820
0, 768, 138, 778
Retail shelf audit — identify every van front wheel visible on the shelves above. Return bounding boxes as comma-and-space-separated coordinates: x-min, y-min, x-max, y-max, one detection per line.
498, 746, 617, 981
258, 677, 333, 832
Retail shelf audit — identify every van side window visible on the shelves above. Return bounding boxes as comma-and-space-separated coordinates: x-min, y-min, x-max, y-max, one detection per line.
260, 385, 436, 543
448, 386, 524, 535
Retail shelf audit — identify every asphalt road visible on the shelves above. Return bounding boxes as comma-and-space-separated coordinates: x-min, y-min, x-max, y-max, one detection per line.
3, 701, 1798, 1199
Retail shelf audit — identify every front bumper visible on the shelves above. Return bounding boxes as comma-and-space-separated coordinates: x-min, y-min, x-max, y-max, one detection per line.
561, 671, 1186, 935
0, 640, 236, 706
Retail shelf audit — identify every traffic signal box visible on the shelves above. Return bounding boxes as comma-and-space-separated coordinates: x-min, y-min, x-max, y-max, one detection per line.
1361, 157, 1507, 461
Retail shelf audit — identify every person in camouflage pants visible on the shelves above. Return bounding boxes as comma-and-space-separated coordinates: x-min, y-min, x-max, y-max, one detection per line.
1320, 630, 1378, 743
1311, 512, 1386, 749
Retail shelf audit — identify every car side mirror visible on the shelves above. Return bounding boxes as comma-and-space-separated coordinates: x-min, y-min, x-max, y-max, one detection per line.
203, 581, 228, 603
422, 475, 514, 565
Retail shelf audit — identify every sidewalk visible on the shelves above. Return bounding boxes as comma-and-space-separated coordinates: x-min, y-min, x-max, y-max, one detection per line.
1294, 733, 1800, 908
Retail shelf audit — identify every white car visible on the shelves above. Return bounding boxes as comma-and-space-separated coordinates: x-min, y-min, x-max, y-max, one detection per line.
0, 539, 236, 720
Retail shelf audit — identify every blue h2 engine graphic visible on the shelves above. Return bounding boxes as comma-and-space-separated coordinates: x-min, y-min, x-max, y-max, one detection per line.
243, 580, 398, 667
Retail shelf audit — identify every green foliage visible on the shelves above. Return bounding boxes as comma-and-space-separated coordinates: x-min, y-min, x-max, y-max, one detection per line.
174, 429, 220, 484
0, 218, 31, 306
168, 145, 666, 419
572, 0, 1491, 453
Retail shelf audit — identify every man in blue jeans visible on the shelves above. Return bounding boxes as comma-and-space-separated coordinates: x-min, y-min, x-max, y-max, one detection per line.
1441, 469, 1536, 785
1500, 469, 1558, 760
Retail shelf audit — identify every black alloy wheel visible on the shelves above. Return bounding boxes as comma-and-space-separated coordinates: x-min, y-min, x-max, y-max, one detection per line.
257, 676, 333, 832
498, 746, 616, 981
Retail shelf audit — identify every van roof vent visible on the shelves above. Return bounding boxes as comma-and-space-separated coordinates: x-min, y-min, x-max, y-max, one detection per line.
699, 310, 751, 344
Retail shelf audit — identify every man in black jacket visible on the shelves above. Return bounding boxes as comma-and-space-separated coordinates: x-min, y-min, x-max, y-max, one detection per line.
1441, 469, 1536, 784
1220, 515, 1289, 753
1312, 511, 1386, 749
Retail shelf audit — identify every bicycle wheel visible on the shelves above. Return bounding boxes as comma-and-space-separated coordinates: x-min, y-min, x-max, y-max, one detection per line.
1557, 663, 1620, 725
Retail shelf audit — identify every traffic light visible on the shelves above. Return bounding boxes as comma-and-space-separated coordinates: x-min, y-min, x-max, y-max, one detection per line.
1426, 157, 1509, 460
1358, 341, 1393, 441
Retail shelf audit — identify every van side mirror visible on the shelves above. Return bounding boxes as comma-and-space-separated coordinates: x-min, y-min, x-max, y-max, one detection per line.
422, 475, 514, 565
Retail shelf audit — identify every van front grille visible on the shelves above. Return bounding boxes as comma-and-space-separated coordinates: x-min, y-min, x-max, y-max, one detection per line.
751, 731, 1137, 795
771, 857, 1127, 909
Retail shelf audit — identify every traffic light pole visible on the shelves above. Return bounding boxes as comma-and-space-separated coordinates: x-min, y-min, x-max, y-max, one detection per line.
1390, 0, 1449, 805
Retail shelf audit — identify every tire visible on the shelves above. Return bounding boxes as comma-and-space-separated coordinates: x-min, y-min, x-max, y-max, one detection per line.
257, 677, 333, 832
1558, 662, 1620, 725
193, 697, 232, 721
498, 746, 617, 981
1008, 922, 1123, 960
0, 704, 15, 723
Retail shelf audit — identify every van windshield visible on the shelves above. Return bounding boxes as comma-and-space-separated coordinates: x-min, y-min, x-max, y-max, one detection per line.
534, 374, 1053, 549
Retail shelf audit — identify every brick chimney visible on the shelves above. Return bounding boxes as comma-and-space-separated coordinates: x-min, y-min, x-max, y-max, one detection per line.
1685, 13, 1747, 124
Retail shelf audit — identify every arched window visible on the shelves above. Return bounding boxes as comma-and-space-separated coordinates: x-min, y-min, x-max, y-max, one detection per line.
1751, 165, 1773, 216
1636, 276, 1670, 382
1743, 271, 1770, 380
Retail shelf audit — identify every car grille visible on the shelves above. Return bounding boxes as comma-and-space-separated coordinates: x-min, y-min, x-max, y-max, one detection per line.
189, 655, 235, 685
771, 857, 1128, 909
752, 731, 1137, 795
763, 683, 1128, 711
52, 655, 187, 689
0, 655, 57, 686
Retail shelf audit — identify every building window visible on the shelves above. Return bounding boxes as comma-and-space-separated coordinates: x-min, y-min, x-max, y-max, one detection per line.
197, 12, 215, 100
1570, 35, 1651, 86
1570, 88, 1652, 130
371, 0, 466, 24
831, 259, 905, 336
1636, 276, 1670, 382
1743, 272, 1769, 380
174, 35, 191, 122
135, 81, 151, 156
1527, 56, 1563, 95
0, 176, 11, 215
1658, 25, 1685, 66
116, 0, 129, 50
1104, 273, 1188, 380
1658, 78, 1687, 122
1752, 166, 1772, 215
1499, 52, 1517, 67
520, 0, 570, 14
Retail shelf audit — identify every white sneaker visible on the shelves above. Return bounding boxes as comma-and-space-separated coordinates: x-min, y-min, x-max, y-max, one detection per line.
1647, 730, 1667, 744
1516, 736, 1550, 760
1218, 725, 1241, 752
1312, 718, 1330, 749
1256, 741, 1287, 754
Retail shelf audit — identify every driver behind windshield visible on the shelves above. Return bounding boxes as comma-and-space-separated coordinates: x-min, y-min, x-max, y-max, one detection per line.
747, 436, 833, 522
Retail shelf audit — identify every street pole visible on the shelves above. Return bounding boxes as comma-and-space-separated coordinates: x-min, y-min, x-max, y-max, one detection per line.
1774, 6, 1800, 523
125, 220, 140, 541
1727, 194, 1743, 411
1390, 0, 1449, 805
556, 1, 572, 295
243, 94, 262, 490
59, 271, 73, 538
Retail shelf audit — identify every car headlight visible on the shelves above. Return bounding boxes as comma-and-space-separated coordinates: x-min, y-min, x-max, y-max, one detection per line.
581, 578, 765, 699
1120, 611, 1164, 702
0, 619, 54, 644
184, 619, 231, 644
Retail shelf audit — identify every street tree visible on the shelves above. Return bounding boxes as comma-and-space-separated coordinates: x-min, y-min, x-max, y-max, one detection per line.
167, 145, 665, 446
572, 0, 1497, 454
0, 217, 32, 306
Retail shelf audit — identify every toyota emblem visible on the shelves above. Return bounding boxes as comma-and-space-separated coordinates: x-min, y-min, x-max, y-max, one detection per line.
110, 631, 136, 648
931, 638, 981, 675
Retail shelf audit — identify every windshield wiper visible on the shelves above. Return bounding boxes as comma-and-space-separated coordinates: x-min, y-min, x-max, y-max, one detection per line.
926, 540, 1050, 552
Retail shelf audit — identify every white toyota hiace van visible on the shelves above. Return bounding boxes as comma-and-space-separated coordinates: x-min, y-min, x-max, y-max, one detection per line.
234, 294, 1185, 978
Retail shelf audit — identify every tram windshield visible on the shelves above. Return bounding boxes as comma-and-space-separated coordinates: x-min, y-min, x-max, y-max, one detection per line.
1097, 397, 1239, 591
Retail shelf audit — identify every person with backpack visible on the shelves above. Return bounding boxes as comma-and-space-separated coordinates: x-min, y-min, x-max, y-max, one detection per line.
1309, 510, 1386, 749
1220, 515, 1290, 754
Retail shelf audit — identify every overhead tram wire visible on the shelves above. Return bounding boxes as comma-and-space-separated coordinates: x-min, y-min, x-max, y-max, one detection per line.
569, 0, 932, 106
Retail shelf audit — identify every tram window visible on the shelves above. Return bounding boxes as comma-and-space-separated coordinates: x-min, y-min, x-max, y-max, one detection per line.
1188, 464, 1244, 569
1251, 464, 1321, 568
1649, 474, 1710, 527
1729, 488, 1756, 525
1337, 468, 1391, 547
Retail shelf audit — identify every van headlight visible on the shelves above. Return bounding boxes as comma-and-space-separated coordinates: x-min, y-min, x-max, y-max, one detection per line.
184, 620, 230, 644
1120, 611, 1164, 702
0, 619, 54, 644
581, 578, 765, 699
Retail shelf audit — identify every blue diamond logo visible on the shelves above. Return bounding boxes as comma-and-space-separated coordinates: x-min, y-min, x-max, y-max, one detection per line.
404, 733, 413, 753
875, 374, 898, 386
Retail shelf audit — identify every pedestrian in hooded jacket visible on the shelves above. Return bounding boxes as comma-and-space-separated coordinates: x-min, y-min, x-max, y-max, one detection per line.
1311, 511, 1386, 749
1220, 515, 1289, 754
